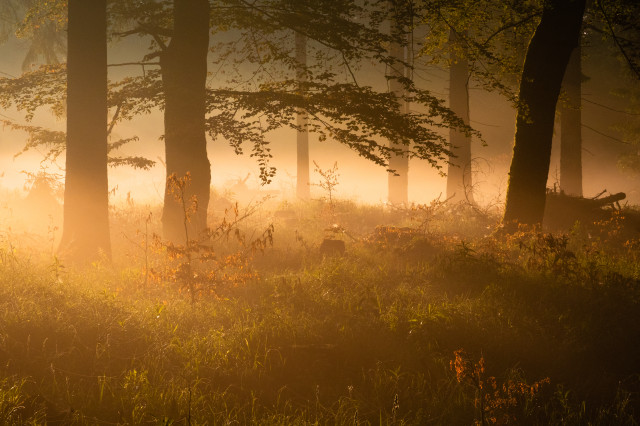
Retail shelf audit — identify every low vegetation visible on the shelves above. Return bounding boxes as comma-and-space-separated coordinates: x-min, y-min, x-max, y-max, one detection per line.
0, 197, 639, 424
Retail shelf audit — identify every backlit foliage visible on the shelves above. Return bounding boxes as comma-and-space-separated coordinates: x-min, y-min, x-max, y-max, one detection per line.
0, 0, 480, 183
150, 173, 274, 303
451, 349, 550, 425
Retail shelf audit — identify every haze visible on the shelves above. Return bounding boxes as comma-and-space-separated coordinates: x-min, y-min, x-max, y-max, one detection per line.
0, 1, 639, 424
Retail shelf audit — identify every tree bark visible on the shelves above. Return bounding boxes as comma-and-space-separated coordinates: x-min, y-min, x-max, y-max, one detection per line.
59, 0, 111, 261
503, 0, 586, 227
161, 0, 211, 244
296, 31, 310, 200
387, 0, 409, 205
446, 29, 473, 203
560, 43, 583, 197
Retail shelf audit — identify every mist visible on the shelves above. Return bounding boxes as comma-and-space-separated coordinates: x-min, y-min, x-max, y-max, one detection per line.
1, 0, 640, 424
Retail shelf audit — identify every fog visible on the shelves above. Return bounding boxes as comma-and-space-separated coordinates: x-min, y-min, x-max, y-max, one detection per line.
2, 2, 640, 424
2, 31, 639, 218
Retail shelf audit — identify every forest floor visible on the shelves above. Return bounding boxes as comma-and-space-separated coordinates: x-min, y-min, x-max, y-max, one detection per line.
1, 196, 640, 425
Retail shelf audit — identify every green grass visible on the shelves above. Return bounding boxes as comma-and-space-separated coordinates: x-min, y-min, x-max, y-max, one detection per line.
0, 201, 639, 424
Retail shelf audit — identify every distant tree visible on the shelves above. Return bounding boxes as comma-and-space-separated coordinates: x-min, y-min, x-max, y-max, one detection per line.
2, 0, 476, 245
0, 2, 19, 42
14, 0, 66, 71
559, 43, 583, 197
59, 0, 111, 260
503, 0, 587, 227
199, 0, 477, 207
108, 0, 471, 224
0, 0, 66, 70
416, 0, 540, 204
295, 30, 310, 200
387, 0, 410, 206
446, 29, 473, 203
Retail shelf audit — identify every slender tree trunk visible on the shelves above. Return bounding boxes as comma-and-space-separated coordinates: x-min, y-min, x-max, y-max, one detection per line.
161, 0, 211, 244
560, 43, 583, 196
503, 0, 586, 227
387, 0, 409, 205
446, 29, 473, 203
59, 0, 111, 261
296, 31, 310, 200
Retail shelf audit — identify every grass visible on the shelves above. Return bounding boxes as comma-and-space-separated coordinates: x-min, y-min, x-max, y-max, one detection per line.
0, 199, 639, 424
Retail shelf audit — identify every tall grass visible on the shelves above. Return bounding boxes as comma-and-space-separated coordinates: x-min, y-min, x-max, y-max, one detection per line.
0, 200, 638, 424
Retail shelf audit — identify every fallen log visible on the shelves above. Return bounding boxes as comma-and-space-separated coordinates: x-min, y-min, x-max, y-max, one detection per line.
543, 190, 626, 231
590, 192, 626, 208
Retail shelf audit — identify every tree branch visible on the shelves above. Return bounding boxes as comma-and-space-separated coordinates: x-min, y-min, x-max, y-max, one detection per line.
107, 62, 160, 67
597, 0, 640, 80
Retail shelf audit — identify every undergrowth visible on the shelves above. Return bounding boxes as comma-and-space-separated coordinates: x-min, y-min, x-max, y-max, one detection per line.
0, 201, 639, 424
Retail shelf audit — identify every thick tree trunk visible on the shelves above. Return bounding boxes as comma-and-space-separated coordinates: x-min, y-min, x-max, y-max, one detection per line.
161, 0, 211, 244
296, 31, 310, 200
560, 44, 583, 196
59, 0, 111, 261
446, 29, 473, 203
387, 0, 409, 205
503, 0, 586, 227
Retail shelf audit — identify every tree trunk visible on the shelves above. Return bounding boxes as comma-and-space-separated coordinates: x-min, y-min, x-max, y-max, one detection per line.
387, 0, 409, 205
503, 0, 586, 227
446, 29, 473, 203
161, 0, 211, 244
59, 0, 111, 261
296, 31, 310, 200
560, 43, 583, 196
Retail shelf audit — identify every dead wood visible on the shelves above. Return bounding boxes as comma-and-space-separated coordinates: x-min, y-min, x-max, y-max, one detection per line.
543, 190, 626, 231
